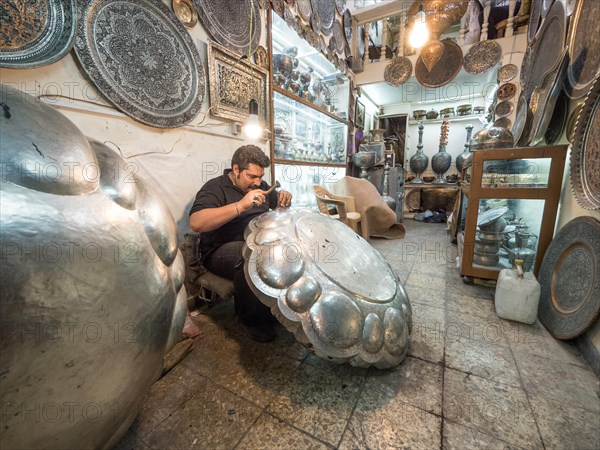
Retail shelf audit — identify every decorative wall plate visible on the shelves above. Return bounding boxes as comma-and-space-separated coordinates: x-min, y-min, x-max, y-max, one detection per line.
310, 12, 321, 33
271, 0, 285, 16
528, 0, 544, 43
415, 39, 463, 88
497, 82, 517, 101
195, 0, 261, 55
311, 0, 335, 35
538, 217, 600, 339
520, 45, 532, 90
343, 9, 352, 42
566, 0, 600, 99
332, 19, 344, 54
512, 93, 529, 145
357, 24, 365, 60
544, 89, 568, 144
384, 57, 413, 87
253, 45, 269, 70
406, 189, 421, 211
541, 0, 555, 17
208, 42, 269, 124
0, 0, 77, 68
319, 35, 327, 54
495, 100, 514, 117
296, 0, 312, 22
284, 4, 297, 29
335, 0, 345, 15
75, 0, 205, 128
477, 206, 508, 227
566, 102, 583, 143
570, 74, 600, 209
494, 117, 512, 129
565, 0, 577, 15
498, 63, 518, 82
173, 0, 198, 27
284, 0, 295, 6
257, 0, 270, 9
463, 40, 501, 75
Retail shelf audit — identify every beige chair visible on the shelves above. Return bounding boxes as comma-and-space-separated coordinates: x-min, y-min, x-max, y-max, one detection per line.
312, 184, 365, 237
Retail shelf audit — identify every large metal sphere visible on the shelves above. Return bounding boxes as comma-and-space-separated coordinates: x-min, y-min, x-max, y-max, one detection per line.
0, 84, 186, 449
244, 209, 412, 369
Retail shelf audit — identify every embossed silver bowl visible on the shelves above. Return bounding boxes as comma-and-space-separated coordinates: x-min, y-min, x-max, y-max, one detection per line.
243, 209, 412, 369
0, 84, 187, 450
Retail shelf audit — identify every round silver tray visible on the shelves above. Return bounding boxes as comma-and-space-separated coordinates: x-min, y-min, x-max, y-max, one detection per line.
477, 206, 508, 227
463, 40, 501, 75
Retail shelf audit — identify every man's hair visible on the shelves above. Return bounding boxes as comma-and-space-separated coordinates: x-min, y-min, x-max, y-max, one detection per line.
231, 145, 270, 171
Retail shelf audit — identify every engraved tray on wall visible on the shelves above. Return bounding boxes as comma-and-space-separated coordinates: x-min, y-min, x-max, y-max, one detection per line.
415, 39, 463, 88
74, 0, 206, 128
311, 0, 336, 35
195, 0, 261, 56
463, 40, 501, 75
0, 0, 77, 68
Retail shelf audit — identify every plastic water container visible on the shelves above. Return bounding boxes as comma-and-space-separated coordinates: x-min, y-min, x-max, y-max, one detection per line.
494, 260, 541, 324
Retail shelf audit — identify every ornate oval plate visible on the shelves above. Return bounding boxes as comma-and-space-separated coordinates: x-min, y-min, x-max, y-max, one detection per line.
544, 89, 568, 144
357, 24, 366, 60
498, 63, 518, 82
195, 0, 261, 55
271, 0, 285, 16
75, 0, 206, 128
495, 100, 514, 117
512, 93, 528, 145
571, 74, 600, 209
343, 8, 352, 42
494, 117, 512, 129
566, 0, 600, 99
244, 209, 412, 368
528, 0, 543, 43
416, 39, 463, 88
497, 82, 517, 101
463, 40, 501, 75
332, 19, 344, 54
384, 57, 413, 87
296, 0, 312, 22
538, 217, 600, 339
311, 0, 335, 35
173, 0, 198, 28
335, 0, 345, 15
566, 102, 583, 143
541, 0, 555, 17
477, 206, 508, 227
0, 0, 77, 68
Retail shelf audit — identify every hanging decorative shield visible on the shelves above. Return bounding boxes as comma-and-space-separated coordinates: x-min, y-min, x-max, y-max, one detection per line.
74, 0, 206, 128
415, 39, 463, 88
0, 0, 77, 68
244, 209, 412, 368
420, 40, 445, 72
195, 0, 261, 55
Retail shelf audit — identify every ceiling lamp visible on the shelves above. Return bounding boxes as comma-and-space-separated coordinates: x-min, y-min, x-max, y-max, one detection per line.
243, 99, 262, 140
409, 1, 429, 49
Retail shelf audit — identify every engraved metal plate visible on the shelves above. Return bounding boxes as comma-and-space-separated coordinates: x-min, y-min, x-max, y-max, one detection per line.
544, 89, 568, 144
271, 0, 285, 16
343, 8, 352, 42
495, 100, 514, 117
566, 102, 583, 143
335, 0, 345, 15
244, 209, 412, 368
173, 0, 198, 28
0, 0, 77, 68
195, 0, 261, 55
311, 0, 335, 35
463, 40, 501, 75
528, 0, 543, 43
566, 0, 600, 99
498, 63, 518, 82
208, 42, 269, 124
357, 24, 365, 60
541, 0, 554, 17
497, 82, 517, 101
494, 117, 512, 129
415, 39, 463, 88
296, 0, 312, 22
538, 217, 600, 339
384, 57, 413, 87
332, 19, 344, 54
477, 206, 508, 227
512, 93, 529, 145
570, 74, 600, 209
74, 0, 206, 128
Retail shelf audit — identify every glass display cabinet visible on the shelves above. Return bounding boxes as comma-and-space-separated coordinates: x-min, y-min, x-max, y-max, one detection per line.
457, 145, 568, 280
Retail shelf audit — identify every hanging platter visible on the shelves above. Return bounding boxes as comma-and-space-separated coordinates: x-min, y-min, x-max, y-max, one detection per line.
332, 19, 344, 54
570, 74, 600, 209
0, 0, 77, 68
495, 100, 514, 118
538, 217, 600, 339
296, 0, 312, 22
311, 0, 335, 35
564, 0, 577, 15
520, 45, 533, 91
284, 0, 295, 6
528, 0, 544, 43
271, 0, 285, 16
384, 57, 413, 87
357, 24, 365, 60
335, 0, 345, 15
343, 9, 352, 42
463, 40, 501, 75
544, 89, 568, 145
415, 39, 463, 88
319, 35, 327, 54
173, 0, 198, 28
284, 4, 297, 29
541, 0, 555, 17
195, 0, 261, 55
75, 0, 206, 128
310, 12, 321, 34
498, 63, 518, 82
497, 82, 517, 101
566, 0, 600, 99
494, 117, 512, 129
566, 102, 583, 143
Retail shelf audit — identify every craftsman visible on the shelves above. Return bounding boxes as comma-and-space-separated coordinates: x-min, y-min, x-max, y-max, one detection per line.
189, 145, 292, 342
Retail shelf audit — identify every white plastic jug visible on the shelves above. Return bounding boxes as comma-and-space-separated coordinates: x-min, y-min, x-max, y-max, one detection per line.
494, 260, 541, 324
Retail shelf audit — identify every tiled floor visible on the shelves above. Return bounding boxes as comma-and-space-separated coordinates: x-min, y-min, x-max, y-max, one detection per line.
115, 220, 600, 450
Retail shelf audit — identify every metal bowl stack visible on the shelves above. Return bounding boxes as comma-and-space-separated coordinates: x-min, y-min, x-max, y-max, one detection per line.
474, 207, 509, 266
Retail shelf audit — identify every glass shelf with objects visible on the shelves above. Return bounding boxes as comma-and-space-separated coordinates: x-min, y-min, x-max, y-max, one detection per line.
456, 145, 568, 281
271, 12, 350, 120
274, 163, 345, 208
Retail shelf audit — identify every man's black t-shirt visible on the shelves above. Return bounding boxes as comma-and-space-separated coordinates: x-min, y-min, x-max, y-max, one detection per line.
189, 169, 278, 261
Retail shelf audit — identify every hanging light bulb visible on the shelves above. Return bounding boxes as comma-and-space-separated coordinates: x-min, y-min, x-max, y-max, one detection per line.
244, 99, 262, 140
409, 2, 429, 49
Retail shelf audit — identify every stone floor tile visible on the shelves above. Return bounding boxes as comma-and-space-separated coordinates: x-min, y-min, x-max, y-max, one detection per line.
446, 291, 497, 321
443, 368, 543, 449
446, 309, 510, 348
338, 383, 442, 450
404, 283, 447, 309
409, 303, 446, 364
442, 420, 525, 449
405, 273, 446, 295
236, 413, 333, 450
112, 430, 152, 450
529, 394, 600, 450
446, 276, 494, 300
445, 337, 521, 387
142, 376, 262, 450
267, 361, 364, 446
364, 356, 443, 415
512, 351, 600, 412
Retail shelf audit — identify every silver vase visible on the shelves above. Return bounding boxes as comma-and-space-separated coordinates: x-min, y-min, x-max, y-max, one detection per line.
432, 120, 451, 184
409, 123, 428, 183
455, 125, 473, 174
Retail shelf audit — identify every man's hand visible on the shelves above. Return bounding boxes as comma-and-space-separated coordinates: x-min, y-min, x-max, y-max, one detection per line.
240, 188, 268, 210
277, 190, 292, 208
